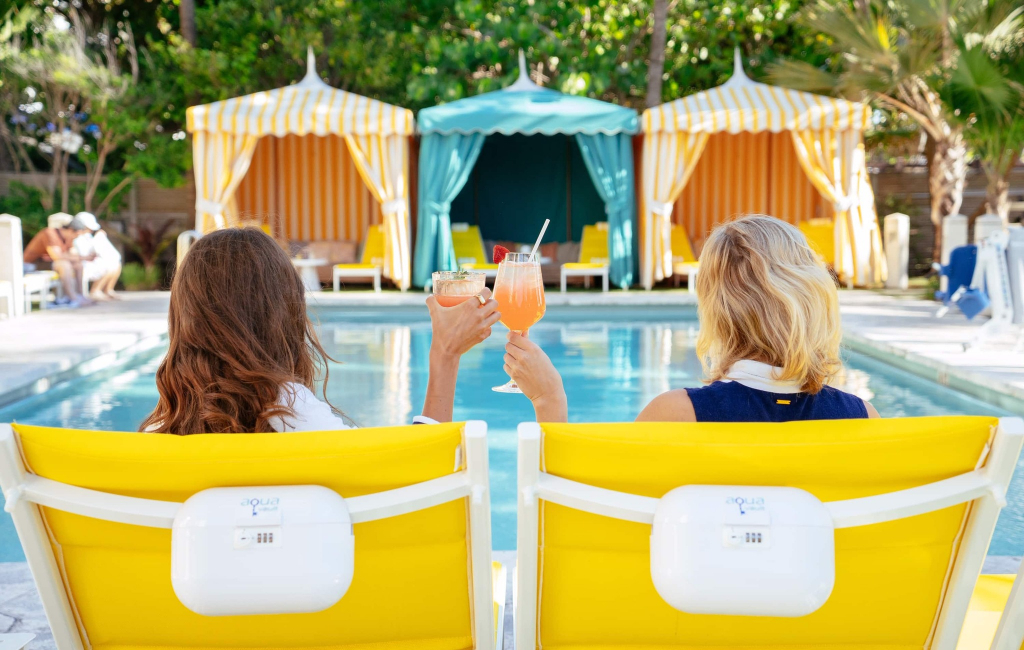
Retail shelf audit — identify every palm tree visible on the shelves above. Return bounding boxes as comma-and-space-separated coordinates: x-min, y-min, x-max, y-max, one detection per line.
769, 0, 1024, 262
943, 12, 1024, 223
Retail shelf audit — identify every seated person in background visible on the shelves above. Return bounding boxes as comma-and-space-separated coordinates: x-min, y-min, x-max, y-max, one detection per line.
73, 211, 123, 301
141, 227, 500, 434
23, 215, 95, 308
504, 215, 878, 422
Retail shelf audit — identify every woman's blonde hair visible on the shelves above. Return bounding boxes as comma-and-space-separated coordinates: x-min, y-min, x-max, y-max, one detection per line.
695, 215, 841, 393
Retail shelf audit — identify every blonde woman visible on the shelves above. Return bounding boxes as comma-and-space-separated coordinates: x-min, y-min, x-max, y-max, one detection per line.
505, 215, 878, 422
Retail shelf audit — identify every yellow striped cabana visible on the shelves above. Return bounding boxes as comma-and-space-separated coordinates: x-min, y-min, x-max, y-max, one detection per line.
640, 49, 885, 289
185, 50, 415, 290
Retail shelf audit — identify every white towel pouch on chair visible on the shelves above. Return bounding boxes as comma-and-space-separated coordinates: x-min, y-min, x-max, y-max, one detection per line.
171, 485, 354, 616
650, 485, 834, 617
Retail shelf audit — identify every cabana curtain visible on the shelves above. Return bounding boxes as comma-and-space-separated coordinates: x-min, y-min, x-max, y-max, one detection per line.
413, 133, 486, 285
191, 132, 259, 233
639, 131, 710, 286
575, 133, 637, 287
639, 49, 885, 289
346, 133, 413, 291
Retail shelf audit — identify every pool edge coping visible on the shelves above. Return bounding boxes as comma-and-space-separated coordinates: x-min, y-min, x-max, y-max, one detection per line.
0, 333, 169, 410
843, 332, 1024, 413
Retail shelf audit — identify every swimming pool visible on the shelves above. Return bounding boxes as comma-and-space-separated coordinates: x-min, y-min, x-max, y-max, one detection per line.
0, 305, 1021, 559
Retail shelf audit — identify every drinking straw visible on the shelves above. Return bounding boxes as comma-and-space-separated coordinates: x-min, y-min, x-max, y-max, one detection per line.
529, 219, 551, 262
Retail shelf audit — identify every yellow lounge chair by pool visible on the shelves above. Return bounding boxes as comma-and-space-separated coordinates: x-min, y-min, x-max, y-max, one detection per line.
561, 223, 609, 293
333, 224, 385, 293
0, 421, 501, 650
451, 223, 500, 277
514, 416, 1023, 650
799, 217, 835, 267
671, 224, 699, 292
957, 565, 1024, 650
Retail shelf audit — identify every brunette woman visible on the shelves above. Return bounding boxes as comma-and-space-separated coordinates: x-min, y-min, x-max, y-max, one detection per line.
141, 227, 499, 434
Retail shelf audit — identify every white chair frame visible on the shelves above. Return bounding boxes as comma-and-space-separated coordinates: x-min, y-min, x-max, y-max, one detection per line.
22, 271, 59, 310
332, 265, 383, 293
991, 557, 1024, 650
514, 418, 1024, 650
0, 421, 496, 650
0, 280, 15, 319
560, 265, 609, 293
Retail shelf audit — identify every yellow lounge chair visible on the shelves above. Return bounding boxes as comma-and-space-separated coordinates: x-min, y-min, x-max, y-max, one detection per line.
451, 223, 499, 277
957, 566, 1024, 650
799, 217, 835, 267
561, 222, 609, 293
333, 224, 385, 293
514, 416, 1023, 649
671, 224, 699, 292
0, 421, 502, 650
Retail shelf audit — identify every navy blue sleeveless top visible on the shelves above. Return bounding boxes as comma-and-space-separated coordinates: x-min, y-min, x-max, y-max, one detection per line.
685, 381, 868, 422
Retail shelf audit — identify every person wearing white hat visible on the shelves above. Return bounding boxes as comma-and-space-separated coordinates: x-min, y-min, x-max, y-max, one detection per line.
73, 212, 122, 300
23, 214, 94, 307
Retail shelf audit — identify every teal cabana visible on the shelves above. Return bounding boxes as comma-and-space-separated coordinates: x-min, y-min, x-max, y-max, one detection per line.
413, 54, 640, 288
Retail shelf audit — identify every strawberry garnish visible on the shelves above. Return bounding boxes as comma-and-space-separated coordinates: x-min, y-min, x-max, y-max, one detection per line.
493, 245, 510, 264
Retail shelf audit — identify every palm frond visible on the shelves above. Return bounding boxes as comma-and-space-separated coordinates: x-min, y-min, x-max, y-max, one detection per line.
946, 45, 1016, 121
765, 60, 841, 96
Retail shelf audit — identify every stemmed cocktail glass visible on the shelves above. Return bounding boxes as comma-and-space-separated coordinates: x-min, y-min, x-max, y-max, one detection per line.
492, 252, 546, 393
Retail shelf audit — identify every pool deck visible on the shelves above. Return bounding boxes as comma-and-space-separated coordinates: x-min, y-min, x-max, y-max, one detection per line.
839, 292, 1024, 413
0, 289, 1022, 648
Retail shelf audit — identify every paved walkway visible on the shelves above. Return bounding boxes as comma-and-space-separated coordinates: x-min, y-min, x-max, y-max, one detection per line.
840, 292, 1024, 413
0, 293, 169, 408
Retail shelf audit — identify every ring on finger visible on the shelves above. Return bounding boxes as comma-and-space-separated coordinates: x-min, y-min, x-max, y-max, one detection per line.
476, 294, 487, 306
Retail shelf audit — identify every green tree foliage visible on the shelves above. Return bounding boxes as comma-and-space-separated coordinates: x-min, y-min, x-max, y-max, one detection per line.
406, 0, 830, 109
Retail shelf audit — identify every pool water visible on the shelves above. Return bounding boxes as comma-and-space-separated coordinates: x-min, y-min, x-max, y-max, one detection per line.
0, 306, 1021, 559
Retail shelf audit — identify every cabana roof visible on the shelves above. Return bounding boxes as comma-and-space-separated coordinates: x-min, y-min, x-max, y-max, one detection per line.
185, 49, 414, 137
417, 52, 638, 136
643, 49, 870, 135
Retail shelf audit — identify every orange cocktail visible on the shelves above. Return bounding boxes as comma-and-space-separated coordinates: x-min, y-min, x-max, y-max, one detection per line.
432, 271, 486, 306
492, 253, 545, 393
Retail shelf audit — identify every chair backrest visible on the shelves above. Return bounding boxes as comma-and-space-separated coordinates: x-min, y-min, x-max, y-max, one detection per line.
947, 245, 979, 296
799, 218, 835, 265
361, 224, 386, 265
578, 223, 609, 264
517, 417, 1019, 650
670, 225, 697, 263
2, 422, 491, 650
450, 224, 488, 265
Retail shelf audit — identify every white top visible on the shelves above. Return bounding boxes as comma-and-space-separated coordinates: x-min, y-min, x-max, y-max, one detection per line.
270, 383, 354, 432
73, 231, 122, 264
92, 231, 122, 264
721, 360, 803, 394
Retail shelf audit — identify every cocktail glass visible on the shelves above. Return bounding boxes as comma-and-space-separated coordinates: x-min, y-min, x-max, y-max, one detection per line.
492, 252, 546, 393
432, 271, 487, 307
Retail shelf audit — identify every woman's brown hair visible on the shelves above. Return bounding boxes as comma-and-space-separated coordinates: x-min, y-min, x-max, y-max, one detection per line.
141, 227, 335, 434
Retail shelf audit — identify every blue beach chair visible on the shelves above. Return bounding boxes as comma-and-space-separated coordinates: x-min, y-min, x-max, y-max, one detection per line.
934, 245, 980, 318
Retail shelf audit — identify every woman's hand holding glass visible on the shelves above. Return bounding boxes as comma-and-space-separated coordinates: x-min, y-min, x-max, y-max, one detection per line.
426, 287, 501, 358
504, 331, 567, 422
422, 286, 501, 423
